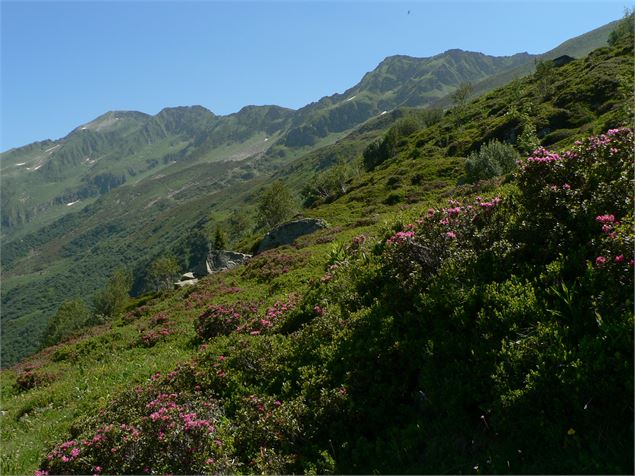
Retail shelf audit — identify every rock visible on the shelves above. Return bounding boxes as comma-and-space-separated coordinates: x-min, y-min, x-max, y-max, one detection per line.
174, 278, 198, 289
181, 272, 196, 281
192, 250, 252, 277
257, 218, 328, 253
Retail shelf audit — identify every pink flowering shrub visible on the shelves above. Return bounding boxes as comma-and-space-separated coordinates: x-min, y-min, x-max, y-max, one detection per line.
14, 369, 55, 392
196, 301, 259, 339
39, 385, 238, 475
196, 296, 298, 340
382, 195, 505, 288
137, 327, 173, 348
515, 128, 633, 261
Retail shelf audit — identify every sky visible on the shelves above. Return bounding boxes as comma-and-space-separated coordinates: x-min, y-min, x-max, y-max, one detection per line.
1, 1, 628, 151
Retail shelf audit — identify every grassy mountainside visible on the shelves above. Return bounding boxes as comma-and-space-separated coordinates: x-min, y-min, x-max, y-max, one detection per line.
0, 21, 632, 475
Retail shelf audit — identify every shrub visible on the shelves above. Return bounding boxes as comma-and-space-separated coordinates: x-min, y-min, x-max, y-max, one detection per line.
464, 140, 520, 183
93, 269, 132, 319
41, 298, 92, 347
14, 370, 54, 392
39, 389, 238, 475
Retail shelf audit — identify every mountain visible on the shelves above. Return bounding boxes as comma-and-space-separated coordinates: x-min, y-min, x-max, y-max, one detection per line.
433, 18, 622, 108
0, 19, 618, 367
273, 49, 531, 148
0, 18, 632, 475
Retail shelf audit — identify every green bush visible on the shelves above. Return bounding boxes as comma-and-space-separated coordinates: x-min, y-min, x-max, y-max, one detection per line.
41, 298, 92, 347
464, 140, 520, 182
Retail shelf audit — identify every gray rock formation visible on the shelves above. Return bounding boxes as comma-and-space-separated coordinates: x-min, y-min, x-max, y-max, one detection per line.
193, 250, 252, 277
174, 278, 198, 288
257, 218, 328, 253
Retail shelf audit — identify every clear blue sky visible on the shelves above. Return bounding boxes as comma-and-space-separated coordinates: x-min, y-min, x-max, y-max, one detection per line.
1, 1, 627, 151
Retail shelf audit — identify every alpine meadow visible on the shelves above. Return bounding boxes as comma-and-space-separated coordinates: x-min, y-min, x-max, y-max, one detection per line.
0, 5, 633, 476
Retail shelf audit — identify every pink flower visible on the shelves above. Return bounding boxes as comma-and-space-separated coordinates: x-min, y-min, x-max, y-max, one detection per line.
35, 471, 49, 476
70, 448, 80, 458
313, 305, 323, 315
386, 231, 415, 245
94, 467, 103, 474
446, 231, 457, 239
615, 255, 625, 263
218, 355, 225, 361
274, 400, 282, 406
595, 256, 607, 266
563, 183, 571, 190
595, 214, 615, 224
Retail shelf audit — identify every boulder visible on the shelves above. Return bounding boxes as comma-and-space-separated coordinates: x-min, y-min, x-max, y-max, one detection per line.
193, 250, 252, 277
174, 278, 198, 289
257, 218, 328, 253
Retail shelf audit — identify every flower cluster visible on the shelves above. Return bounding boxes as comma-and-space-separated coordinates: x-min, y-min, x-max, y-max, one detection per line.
138, 327, 173, 347
196, 296, 298, 340
39, 389, 231, 475
386, 231, 415, 246
525, 147, 562, 164
382, 195, 504, 288
196, 301, 259, 339
237, 295, 298, 335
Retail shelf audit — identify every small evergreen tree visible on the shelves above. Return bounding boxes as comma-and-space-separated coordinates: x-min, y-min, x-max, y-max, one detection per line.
213, 225, 227, 250
534, 59, 555, 97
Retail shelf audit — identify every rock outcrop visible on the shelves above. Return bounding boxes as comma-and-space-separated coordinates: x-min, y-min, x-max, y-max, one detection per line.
193, 250, 252, 277
257, 218, 328, 253
174, 272, 198, 288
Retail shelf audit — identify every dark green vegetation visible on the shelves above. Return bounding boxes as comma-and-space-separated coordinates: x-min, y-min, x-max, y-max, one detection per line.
0, 16, 633, 475
0, 21, 617, 366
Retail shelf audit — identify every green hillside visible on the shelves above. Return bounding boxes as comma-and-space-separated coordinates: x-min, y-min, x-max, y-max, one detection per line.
0, 16, 632, 475
0, 17, 619, 367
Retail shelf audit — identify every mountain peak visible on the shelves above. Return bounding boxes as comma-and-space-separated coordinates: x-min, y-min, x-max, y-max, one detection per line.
74, 110, 150, 133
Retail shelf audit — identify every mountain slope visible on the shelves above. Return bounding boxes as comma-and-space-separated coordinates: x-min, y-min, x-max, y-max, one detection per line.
0, 19, 620, 367
0, 22, 632, 475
